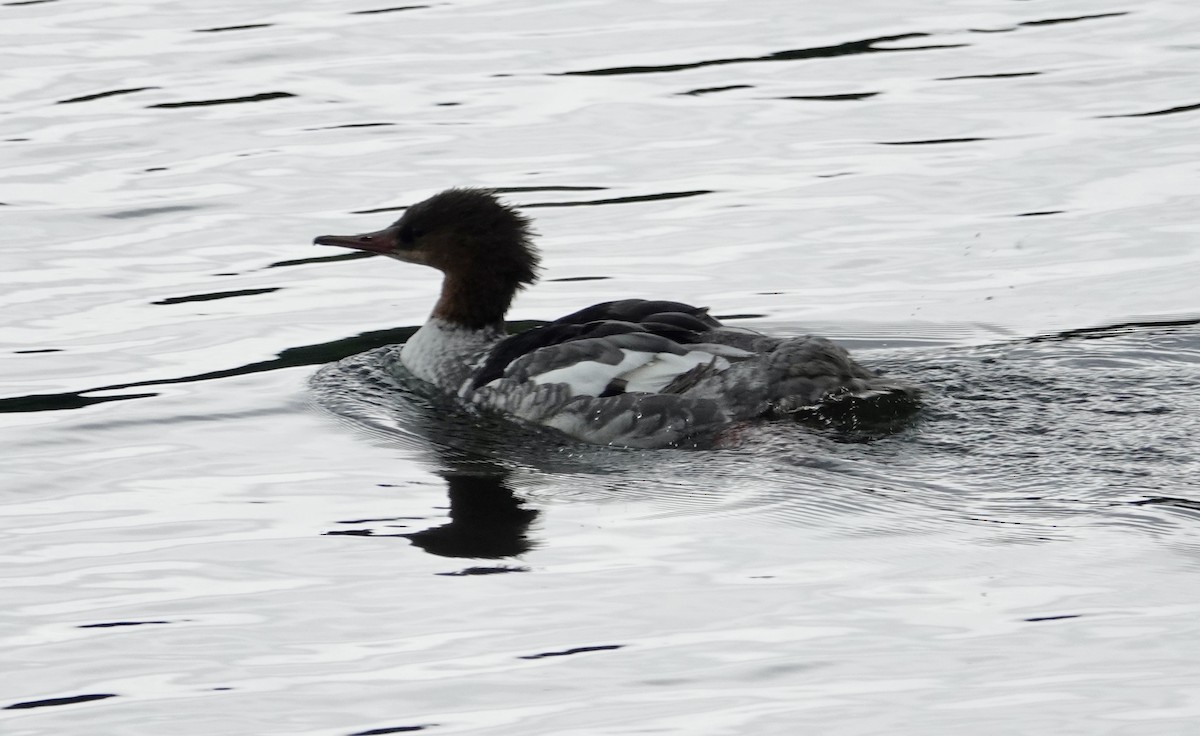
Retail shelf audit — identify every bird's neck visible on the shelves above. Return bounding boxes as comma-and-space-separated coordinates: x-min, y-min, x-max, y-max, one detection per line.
432, 269, 519, 331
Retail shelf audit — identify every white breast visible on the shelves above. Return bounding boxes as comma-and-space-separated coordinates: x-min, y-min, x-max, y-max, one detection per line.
401, 318, 502, 390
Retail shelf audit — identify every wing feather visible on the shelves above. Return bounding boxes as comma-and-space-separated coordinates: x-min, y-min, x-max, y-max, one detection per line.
468, 299, 726, 390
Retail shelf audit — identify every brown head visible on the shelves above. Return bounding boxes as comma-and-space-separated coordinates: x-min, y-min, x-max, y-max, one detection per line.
314, 188, 540, 328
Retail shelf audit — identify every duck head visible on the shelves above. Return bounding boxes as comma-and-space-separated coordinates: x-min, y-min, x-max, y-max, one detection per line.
315, 188, 541, 328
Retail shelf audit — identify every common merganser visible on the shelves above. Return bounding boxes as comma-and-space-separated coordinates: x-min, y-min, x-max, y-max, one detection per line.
315, 188, 919, 448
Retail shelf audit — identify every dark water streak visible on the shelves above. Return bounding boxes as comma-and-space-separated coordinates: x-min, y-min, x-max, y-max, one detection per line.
56, 87, 159, 104
679, 84, 754, 96
0, 326, 419, 413
349, 5, 429, 15
558, 33, 966, 77
152, 287, 282, 305
4, 694, 118, 710
194, 23, 273, 33
780, 92, 880, 101
348, 725, 435, 735
879, 137, 991, 146
1099, 101, 1200, 119
939, 71, 1041, 81
522, 190, 712, 208
1019, 12, 1130, 28
148, 92, 295, 109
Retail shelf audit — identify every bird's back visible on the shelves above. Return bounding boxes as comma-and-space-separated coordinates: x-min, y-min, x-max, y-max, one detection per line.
457, 299, 919, 447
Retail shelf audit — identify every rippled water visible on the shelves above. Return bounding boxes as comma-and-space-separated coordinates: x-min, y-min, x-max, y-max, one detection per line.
4, 0, 1200, 733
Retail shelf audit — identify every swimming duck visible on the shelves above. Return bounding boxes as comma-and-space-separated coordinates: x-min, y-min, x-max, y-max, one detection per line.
315, 188, 918, 448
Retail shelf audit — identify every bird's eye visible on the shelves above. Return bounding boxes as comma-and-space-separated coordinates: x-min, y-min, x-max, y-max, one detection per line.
397, 224, 419, 246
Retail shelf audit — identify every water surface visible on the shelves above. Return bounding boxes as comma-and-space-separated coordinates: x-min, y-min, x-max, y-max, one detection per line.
3, 0, 1200, 734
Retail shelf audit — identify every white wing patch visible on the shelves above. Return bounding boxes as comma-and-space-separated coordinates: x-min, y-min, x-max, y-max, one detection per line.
528, 348, 652, 396
621, 351, 730, 394
525, 348, 736, 398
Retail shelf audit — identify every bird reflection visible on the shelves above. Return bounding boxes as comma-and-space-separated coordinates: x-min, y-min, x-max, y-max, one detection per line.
326, 466, 539, 560
316, 353, 555, 560
404, 469, 538, 559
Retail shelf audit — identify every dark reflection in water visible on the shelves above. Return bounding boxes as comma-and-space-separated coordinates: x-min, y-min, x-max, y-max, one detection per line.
325, 466, 538, 559
403, 470, 538, 559
319, 348, 549, 558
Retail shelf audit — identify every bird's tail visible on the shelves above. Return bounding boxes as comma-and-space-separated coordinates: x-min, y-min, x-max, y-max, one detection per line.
770, 375, 922, 431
